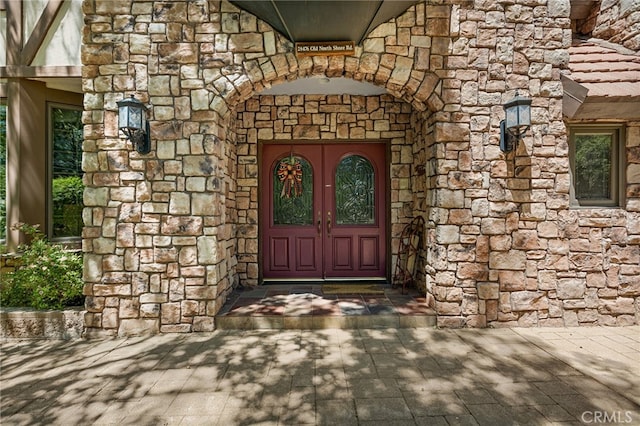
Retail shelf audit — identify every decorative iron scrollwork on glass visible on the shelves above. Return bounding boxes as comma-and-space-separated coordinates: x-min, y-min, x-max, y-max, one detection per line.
273, 156, 313, 225
335, 155, 375, 225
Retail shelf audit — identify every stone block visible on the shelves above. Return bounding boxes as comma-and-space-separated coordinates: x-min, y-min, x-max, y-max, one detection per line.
586, 272, 607, 288
161, 324, 193, 333
489, 250, 527, 270
185, 285, 217, 300
435, 189, 465, 208
161, 216, 203, 235
499, 271, 525, 291
193, 316, 215, 332
537, 270, 557, 290
118, 319, 160, 336
562, 298, 587, 310
197, 236, 218, 264
192, 193, 217, 215
477, 282, 499, 299
435, 225, 460, 244
512, 230, 544, 250
435, 123, 470, 142
140, 303, 160, 318
598, 298, 636, 315
119, 298, 140, 319
510, 291, 548, 311
619, 281, 640, 297
435, 301, 461, 315
481, 218, 506, 235
161, 302, 181, 324
93, 284, 131, 297
140, 293, 168, 304
102, 307, 119, 329
229, 33, 263, 52
557, 279, 586, 299
465, 314, 487, 327
457, 262, 489, 280
436, 316, 465, 328
82, 44, 113, 65
116, 223, 135, 248
158, 43, 198, 63
181, 300, 200, 317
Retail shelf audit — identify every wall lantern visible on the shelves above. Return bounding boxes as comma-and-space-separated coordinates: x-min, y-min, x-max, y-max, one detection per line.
500, 91, 532, 152
117, 95, 151, 154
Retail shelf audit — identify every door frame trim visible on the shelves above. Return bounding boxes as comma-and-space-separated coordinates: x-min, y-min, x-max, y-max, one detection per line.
258, 139, 391, 283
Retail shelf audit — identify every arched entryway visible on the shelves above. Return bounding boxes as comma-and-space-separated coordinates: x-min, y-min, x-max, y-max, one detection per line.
232, 83, 430, 287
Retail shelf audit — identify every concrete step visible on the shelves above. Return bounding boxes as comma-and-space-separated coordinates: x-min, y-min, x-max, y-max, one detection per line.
215, 313, 436, 330
215, 283, 435, 330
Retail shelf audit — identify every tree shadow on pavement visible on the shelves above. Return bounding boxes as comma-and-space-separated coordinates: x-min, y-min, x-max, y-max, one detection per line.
1, 327, 639, 425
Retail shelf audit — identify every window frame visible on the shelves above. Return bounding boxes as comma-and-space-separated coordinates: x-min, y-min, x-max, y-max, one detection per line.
568, 124, 626, 208
47, 102, 84, 242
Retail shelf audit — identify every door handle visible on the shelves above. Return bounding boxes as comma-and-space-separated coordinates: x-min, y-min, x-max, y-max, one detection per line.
317, 211, 321, 235
327, 211, 331, 236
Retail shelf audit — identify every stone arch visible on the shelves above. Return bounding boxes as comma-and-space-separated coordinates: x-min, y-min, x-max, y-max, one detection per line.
209, 1, 452, 121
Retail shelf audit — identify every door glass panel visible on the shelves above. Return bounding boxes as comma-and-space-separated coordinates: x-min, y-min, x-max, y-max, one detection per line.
273, 155, 313, 225
335, 155, 375, 225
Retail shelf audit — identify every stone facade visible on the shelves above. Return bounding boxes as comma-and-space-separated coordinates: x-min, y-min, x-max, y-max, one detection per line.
593, 0, 640, 50
81, 0, 639, 335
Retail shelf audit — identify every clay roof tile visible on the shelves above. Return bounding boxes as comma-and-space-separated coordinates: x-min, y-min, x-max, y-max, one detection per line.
567, 39, 640, 94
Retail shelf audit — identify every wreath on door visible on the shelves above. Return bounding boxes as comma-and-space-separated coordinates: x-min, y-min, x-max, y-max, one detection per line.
277, 156, 303, 198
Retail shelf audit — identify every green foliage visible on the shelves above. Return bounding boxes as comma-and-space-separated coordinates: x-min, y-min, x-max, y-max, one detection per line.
51, 107, 84, 239
574, 134, 612, 199
0, 223, 84, 310
52, 176, 84, 238
52, 176, 84, 206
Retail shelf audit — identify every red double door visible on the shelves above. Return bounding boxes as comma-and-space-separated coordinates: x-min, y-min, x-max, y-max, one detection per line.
262, 143, 387, 280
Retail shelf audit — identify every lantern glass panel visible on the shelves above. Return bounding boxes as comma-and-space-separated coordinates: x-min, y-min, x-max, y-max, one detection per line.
119, 106, 130, 130
129, 107, 142, 130
517, 104, 530, 128
505, 106, 519, 130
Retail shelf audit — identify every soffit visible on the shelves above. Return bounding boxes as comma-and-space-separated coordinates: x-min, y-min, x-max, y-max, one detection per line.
569, 0, 597, 20
228, 0, 421, 45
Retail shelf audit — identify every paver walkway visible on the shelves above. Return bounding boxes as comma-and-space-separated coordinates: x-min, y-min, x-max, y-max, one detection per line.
1, 326, 638, 425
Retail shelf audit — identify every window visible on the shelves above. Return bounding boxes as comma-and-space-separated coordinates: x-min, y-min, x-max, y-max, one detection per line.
0, 102, 6, 241
569, 126, 625, 207
49, 104, 84, 239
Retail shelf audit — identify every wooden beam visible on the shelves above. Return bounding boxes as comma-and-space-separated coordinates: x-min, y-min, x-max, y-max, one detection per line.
5, 0, 23, 66
0, 65, 83, 78
21, 0, 67, 66
561, 75, 588, 119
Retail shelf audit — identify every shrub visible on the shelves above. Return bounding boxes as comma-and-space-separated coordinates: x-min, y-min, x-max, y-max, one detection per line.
52, 176, 84, 206
52, 176, 84, 237
0, 223, 84, 310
